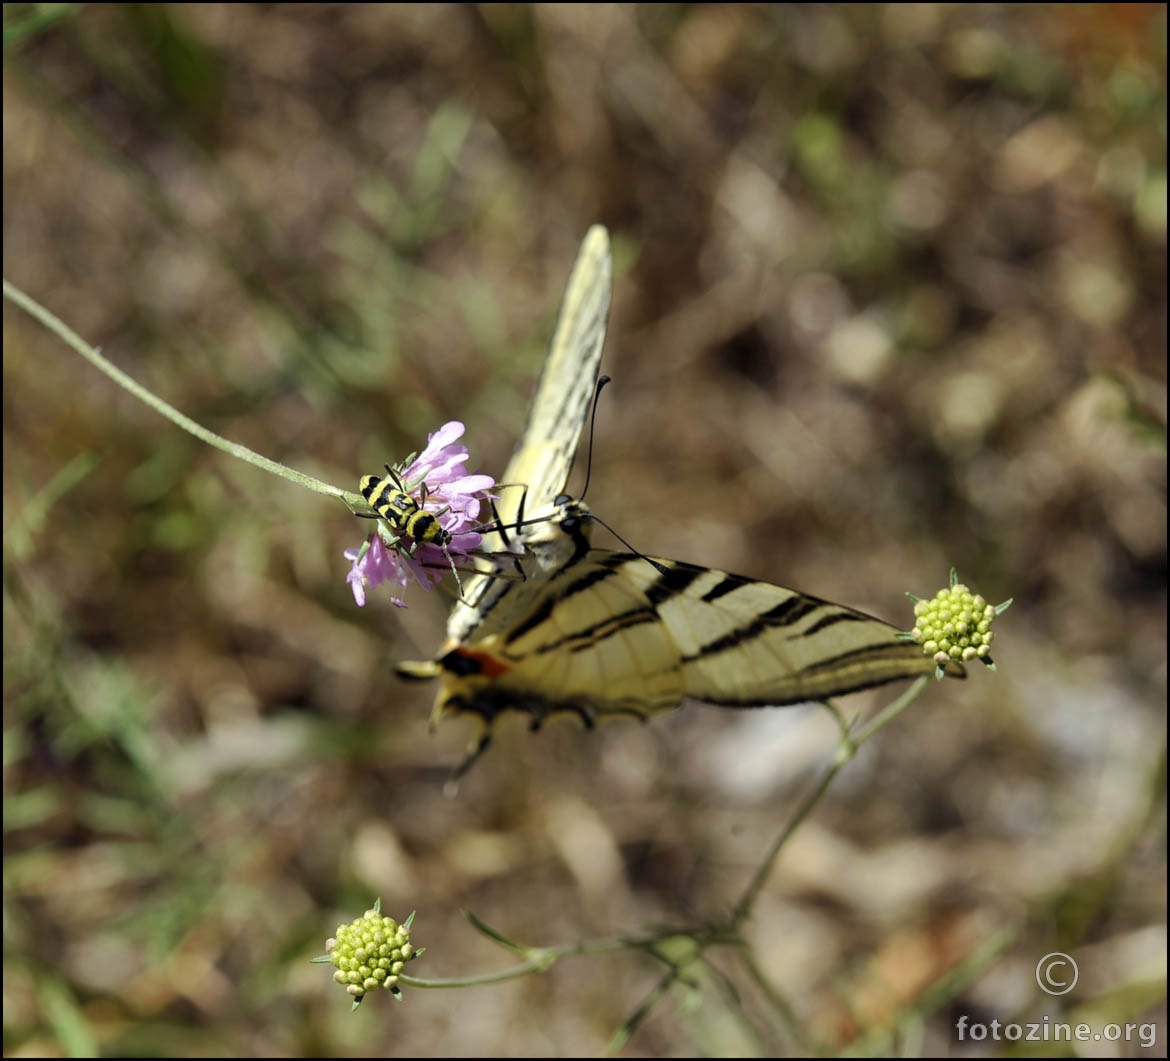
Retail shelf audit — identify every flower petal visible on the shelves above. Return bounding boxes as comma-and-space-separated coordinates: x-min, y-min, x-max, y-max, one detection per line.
425, 420, 465, 452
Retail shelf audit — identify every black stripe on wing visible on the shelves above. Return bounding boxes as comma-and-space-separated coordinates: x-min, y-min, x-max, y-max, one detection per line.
503, 554, 628, 646
515, 555, 709, 656
691, 640, 950, 708
699, 573, 747, 603
679, 595, 825, 661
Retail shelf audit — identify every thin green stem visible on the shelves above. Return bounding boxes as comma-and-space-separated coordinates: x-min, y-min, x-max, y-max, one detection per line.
730, 676, 930, 926
395, 933, 636, 990
605, 969, 680, 1057
397, 964, 546, 990
395, 921, 750, 993
3, 279, 364, 509
737, 945, 830, 1056
851, 675, 931, 748
728, 745, 841, 927
698, 953, 772, 1056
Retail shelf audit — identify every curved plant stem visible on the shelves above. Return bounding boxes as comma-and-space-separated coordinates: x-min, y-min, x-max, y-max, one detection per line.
3, 279, 364, 509
730, 676, 930, 926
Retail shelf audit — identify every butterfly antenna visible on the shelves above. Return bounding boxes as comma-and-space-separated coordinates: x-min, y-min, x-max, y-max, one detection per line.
569, 375, 668, 576
588, 513, 669, 576
473, 374, 609, 539
576, 375, 611, 502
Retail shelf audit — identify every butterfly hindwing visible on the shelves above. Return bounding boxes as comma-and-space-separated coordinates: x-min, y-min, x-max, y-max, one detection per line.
419, 544, 964, 735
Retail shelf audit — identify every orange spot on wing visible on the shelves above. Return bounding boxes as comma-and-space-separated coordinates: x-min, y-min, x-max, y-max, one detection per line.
455, 648, 510, 679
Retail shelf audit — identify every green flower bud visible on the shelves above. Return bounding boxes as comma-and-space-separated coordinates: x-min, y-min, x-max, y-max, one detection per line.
909, 572, 1005, 669
326, 904, 423, 1000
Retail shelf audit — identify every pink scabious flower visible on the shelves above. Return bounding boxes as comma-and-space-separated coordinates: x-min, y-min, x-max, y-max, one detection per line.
345, 535, 413, 609
346, 421, 495, 608
398, 420, 494, 555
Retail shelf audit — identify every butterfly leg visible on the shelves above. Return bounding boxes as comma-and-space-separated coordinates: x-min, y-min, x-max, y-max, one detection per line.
486, 495, 526, 581
488, 495, 513, 549
516, 482, 529, 529
524, 701, 595, 732
450, 730, 493, 782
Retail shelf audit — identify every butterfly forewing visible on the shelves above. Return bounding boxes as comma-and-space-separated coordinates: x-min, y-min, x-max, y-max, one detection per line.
615, 557, 956, 707
450, 226, 612, 644
425, 551, 960, 730
496, 224, 612, 524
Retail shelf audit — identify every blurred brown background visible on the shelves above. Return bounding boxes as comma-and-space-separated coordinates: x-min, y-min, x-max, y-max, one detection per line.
4, 4, 1165, 1057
